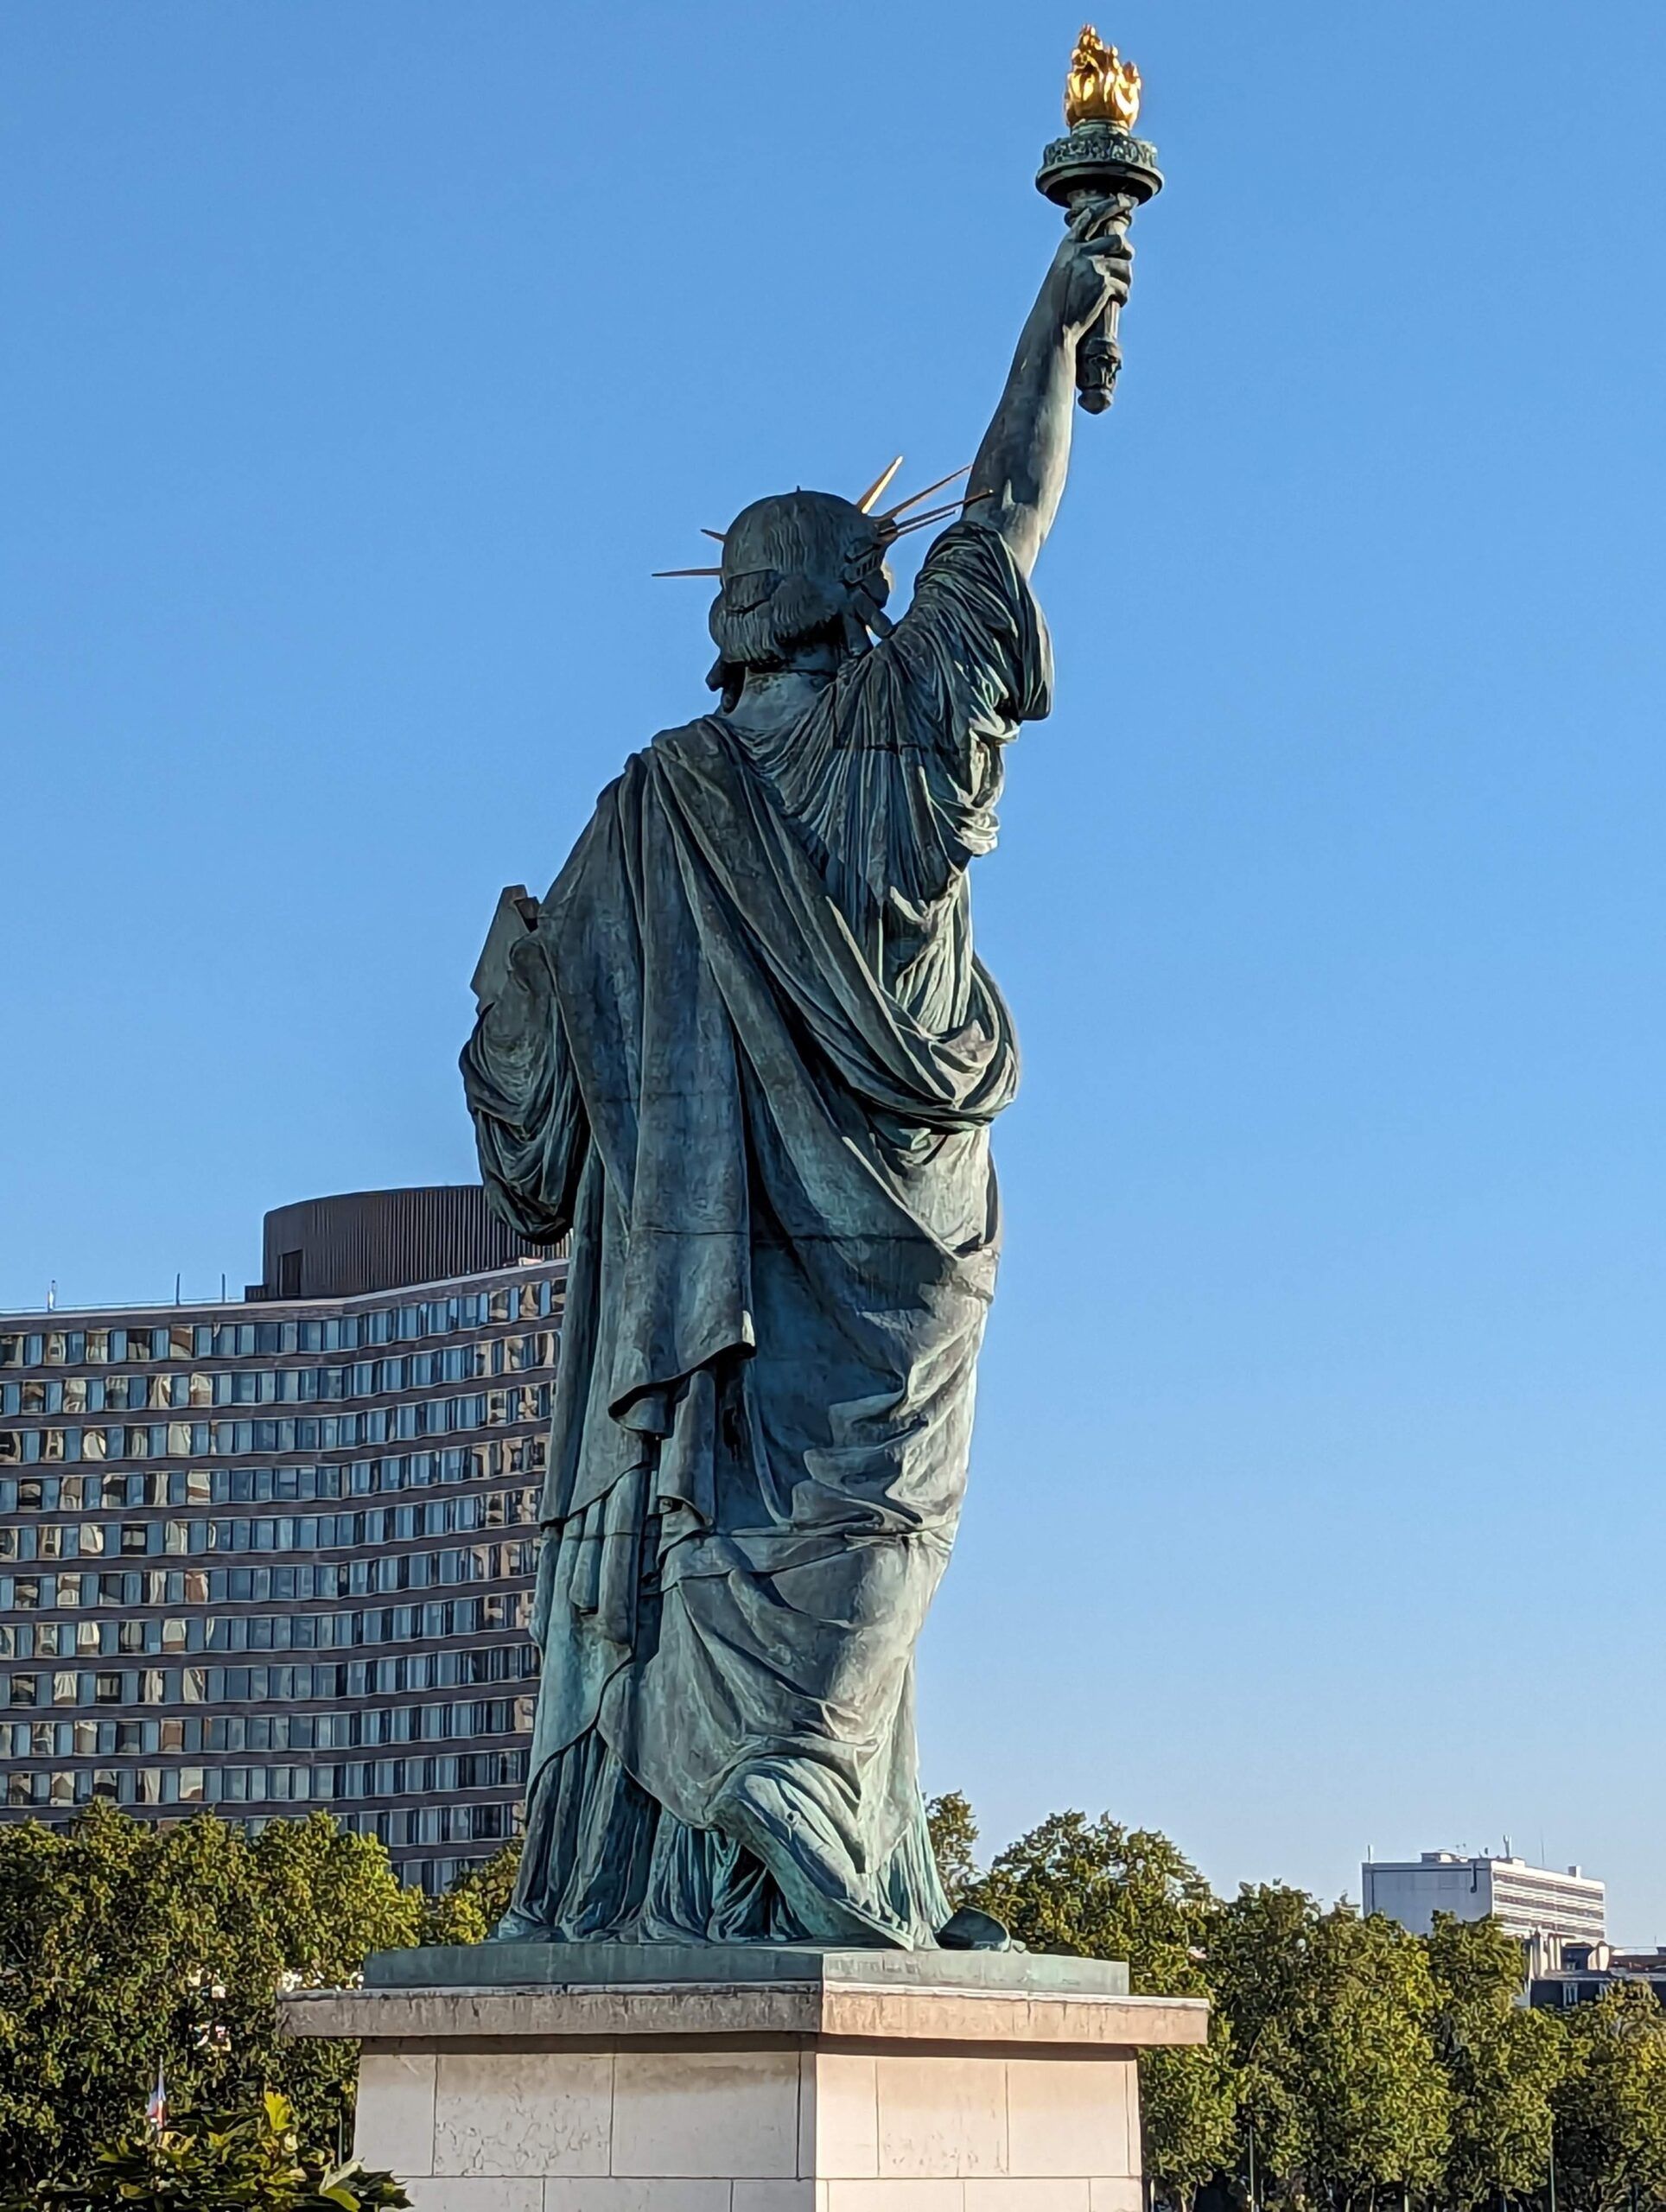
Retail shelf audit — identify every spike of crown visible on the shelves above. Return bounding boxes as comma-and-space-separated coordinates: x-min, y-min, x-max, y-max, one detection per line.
1064, 24, 1141, 131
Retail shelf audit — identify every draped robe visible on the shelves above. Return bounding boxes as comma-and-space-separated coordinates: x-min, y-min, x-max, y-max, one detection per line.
462, 521, 1050, 1947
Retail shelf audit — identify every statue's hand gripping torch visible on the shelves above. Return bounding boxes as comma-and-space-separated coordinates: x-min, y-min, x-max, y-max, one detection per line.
1036, 26, 1163, 414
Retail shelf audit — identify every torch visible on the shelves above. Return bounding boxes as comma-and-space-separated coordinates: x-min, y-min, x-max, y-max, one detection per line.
1035, 26, 1163, 413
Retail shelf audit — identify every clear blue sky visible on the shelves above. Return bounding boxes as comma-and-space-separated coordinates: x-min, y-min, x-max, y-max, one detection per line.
4, 3, 1665, 1937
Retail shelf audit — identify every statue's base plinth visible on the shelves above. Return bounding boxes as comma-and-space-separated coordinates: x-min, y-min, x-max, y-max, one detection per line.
280, 1945, 1207, 2210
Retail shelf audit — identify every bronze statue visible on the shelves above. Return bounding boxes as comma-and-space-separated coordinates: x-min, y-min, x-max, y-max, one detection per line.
463, 29, 1157, 1950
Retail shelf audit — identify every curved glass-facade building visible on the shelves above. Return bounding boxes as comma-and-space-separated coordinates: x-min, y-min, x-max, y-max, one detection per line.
0, 1188, 562, 1891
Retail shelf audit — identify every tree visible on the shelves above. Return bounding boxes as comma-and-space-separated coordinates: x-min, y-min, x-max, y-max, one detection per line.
1207, 1884, 1323, 2070
969, 1809, 1214, 1993
1425, 1912, 1566, 2208
925, 1792, 981, 1909
1268, 1908, 1450, 2212
0, 2090, 409, 2210
1553, 1982, 1666, 2212
0, 1806, 422, 2186
1205, 1885, 1325, 2209
421, 1839, 524, 1946
1143, 2037, 1240, 2212
963, 1809, 1232, 2210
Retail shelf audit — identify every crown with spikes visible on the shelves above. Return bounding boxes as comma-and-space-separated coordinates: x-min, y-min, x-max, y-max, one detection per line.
652, 459, 981, 577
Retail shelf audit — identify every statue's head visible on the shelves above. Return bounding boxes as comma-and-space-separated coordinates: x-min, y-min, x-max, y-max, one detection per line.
652, 460, 971, 711
705, 490, 893, 709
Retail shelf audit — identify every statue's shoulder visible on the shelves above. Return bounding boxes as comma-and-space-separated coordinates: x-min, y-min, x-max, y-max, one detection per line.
647, 715, 731, 771
553, 724, 735, 867
576, 728, 707, 826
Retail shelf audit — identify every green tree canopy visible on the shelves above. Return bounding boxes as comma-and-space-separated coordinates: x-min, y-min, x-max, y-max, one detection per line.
969, 1808, 1214, 1995
1142, 2037, 1241, 2212
1205, 1883, 1324, 2206
1208, 1894, 1451, 2211
418, 1837, 523, 1948
961, 1808, 1231, 2212
1427, 1911, 1565, 2208
0, 1804, 421, 2186
1553, 1980, 1666, 2212
925, 1791, 980, 1910
1285, 1909, 1452, 2211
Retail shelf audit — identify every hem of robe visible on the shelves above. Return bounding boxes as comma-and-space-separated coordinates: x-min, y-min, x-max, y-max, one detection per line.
497, 1725, 952, 1951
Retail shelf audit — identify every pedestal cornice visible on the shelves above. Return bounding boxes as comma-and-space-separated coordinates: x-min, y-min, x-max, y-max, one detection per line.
280, 1951, 1207, 2052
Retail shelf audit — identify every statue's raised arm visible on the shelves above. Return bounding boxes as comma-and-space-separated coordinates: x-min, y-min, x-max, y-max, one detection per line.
968, 205, 1134, 575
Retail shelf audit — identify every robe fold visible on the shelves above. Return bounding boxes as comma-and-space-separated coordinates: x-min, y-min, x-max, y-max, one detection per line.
462, 521, 1051, 1947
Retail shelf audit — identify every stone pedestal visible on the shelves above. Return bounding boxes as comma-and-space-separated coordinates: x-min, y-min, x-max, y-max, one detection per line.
279, 1945, 1207, 2212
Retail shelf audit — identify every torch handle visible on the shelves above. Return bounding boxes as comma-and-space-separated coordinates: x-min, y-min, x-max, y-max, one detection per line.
1078, 301, 1123, 414
1070, 192, 1136, 415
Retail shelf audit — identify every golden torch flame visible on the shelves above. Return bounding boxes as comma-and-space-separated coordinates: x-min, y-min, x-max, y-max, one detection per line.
1064, 24, 1141, 131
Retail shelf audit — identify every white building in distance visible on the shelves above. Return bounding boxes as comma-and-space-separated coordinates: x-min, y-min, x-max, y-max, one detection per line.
1364, 1852, 1606, 1976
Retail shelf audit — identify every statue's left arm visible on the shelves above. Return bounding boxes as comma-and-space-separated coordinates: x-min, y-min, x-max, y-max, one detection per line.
461, 916, 588, 1243
967, 206, 1133, 576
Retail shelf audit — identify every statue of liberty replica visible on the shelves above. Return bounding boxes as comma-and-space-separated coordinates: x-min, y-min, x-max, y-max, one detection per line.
463, 31, 1159, 1953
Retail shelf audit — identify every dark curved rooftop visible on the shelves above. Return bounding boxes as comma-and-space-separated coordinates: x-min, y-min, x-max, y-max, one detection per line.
252, 1185, 558, 1302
